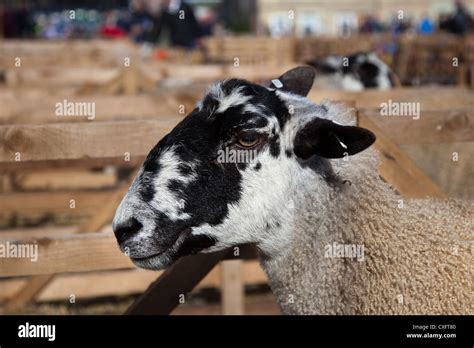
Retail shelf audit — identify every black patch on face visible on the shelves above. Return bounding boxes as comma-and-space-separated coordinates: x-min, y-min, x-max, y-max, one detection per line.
285, 149, 292, 158
236, 162, 248, 171
167, 179, 185, 194
142, 142, 164, 173
254, 162, 261, 171
341, 52, 383, 89
138, 171, 157, 202
341, 53, 359, 74
175, 233, 217, 258
355, 62, 380, 88
138, 140, 169, 202
178, 163, 193, 176
269, 137, 281, 158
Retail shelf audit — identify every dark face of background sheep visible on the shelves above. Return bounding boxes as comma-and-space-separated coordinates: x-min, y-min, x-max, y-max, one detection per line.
113, 67, 375, 270
307, 51, 396, 90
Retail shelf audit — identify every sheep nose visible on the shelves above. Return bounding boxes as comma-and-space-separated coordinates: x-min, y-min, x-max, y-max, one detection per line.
113, 217, 143, 244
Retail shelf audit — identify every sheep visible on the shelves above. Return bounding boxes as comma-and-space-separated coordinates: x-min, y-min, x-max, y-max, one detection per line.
307, 51, 398, 91
112, 67, 473, 315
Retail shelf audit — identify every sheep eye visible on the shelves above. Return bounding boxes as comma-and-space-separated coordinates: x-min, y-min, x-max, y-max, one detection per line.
236, 133, 260, 148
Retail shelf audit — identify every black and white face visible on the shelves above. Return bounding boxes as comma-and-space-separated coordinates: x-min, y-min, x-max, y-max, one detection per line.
112, 67, 375, 270
308, 52, 395, 90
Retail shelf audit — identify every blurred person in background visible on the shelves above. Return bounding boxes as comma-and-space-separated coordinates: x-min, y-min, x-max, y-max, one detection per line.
152, 0, 203, 48
440, 0, 473, 35
198, 7, 217, 37
418, 14, 435, 35
1, 3, 35, 38
390, 16, 413, 36
127, 0, 155, 42
100, 10, 128, 38
360, 15, 384, 33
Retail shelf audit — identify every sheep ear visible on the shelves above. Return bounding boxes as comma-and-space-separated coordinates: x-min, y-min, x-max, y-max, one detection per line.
267, 66, 316, 96
294, 117, 376, 159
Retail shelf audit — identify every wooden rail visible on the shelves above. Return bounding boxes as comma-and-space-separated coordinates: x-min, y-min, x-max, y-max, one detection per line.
0, 230, 258, 277
362, 109, 474, 145
0, 118, 181, 164
0, 93, 199, 125
0, 232, 132, 277
0, 190, 114, 216
0, 261, 267, 303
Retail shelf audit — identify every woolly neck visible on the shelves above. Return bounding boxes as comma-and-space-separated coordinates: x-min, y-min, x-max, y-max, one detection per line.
259, 147, 400, 314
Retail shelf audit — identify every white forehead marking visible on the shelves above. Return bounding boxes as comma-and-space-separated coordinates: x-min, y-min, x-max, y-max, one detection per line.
242, 103, 262, 114
207, 83, 253, 114
242, 102, 275, 118
149, 147, 197, 221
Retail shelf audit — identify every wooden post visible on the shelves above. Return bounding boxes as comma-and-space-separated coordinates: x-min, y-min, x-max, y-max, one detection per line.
457, 63, 466, 87
470, 63, 474, 89
122, 68, 139, 95
220, 260, 244, 315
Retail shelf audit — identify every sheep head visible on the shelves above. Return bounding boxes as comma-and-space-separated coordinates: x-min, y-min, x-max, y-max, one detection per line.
112, 67, 375, 269
307, 52, 395, 90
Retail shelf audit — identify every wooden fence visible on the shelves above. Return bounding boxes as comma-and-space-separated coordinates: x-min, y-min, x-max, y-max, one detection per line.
3, 35, 474, 89
0, 39, 473, 314
1, 87, 472, 314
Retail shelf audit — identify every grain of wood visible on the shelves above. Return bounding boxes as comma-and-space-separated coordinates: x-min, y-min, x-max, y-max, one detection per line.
358, 114, 447, 199
0, 190, 113, 215
0, 92, 202, 124
13, 169, 117, 190
0, 118, 181, 163
0, 232, 133, 277
0, 261, 267, 303
308, 87, 474, 111
0, 226, 78, 240
363, 109, 474, 144
220, 260, 244, 315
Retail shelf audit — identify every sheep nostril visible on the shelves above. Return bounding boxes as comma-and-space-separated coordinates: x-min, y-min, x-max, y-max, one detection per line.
113, 217, 143, 244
